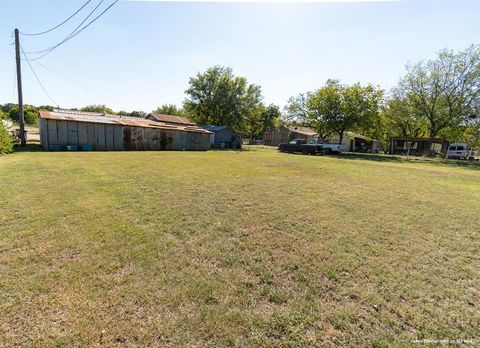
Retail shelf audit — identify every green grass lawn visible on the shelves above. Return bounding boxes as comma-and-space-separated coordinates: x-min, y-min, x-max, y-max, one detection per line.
1, 147, 479, 347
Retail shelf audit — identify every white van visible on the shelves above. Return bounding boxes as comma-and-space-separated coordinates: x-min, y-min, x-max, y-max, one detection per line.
446, 143, 470, 159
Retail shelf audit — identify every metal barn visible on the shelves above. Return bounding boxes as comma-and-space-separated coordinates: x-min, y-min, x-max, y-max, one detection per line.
199, 125, 241, 149
39, 110, 212, 151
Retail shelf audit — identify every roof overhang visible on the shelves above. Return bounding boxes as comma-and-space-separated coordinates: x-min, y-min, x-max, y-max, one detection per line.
39, 110, 211, 134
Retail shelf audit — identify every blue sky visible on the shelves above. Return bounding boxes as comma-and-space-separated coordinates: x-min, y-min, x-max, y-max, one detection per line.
0, 0, 479, 112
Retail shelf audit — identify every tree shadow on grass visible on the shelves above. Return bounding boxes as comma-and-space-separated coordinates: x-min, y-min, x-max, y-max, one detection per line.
13, 143, 45, 153
332, 152, 480, 170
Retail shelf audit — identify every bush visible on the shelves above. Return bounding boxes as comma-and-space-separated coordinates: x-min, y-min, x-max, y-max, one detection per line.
8, 105, 39, 126
0, 123, 14, 154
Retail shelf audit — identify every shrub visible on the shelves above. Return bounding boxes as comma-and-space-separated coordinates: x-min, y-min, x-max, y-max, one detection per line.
8, 106, 39, 126
0, 123, 14, 154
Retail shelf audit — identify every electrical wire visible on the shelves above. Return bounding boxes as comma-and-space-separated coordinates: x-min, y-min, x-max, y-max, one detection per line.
15, 0, 119, 107
28, 0, 119, 61
20, 0, 92, 36
32, 60, 130, 111
33, 60, 89, 93
25, 0, 106, 55
20, 45, 59, 107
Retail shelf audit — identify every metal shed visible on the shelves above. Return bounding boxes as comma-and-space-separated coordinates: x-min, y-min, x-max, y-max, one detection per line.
199, 125, 241, 149
39, 110, 212, 151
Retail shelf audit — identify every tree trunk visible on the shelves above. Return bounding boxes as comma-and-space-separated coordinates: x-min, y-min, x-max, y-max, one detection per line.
338, 130, 344, 147
426, 128, 436, 156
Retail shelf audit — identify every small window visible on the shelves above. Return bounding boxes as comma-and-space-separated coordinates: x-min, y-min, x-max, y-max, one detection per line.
449, 146, 456, 151
457, 146, 464, 151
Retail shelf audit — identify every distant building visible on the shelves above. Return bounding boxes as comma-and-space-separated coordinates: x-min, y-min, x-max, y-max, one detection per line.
145, 113, 196, 126
388, 137, 449, 156
39, 109, 211, 151
264, 124, 317, 146
199, 125, 242, 149
325, 131, 382, 153
264, 125, 382, 153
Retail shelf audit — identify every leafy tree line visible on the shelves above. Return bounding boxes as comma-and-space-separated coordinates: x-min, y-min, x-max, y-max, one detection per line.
2, 45, 478, 151
152, 104, 183, 116
0, 104, 151, 126
285, 45, 480, 150
285, 80, 383, 145
1, 103, 55, 126
182, 45, 478, 148
387, 45, 480, 149
183, 66, 281, 139
2, 67, 282, 140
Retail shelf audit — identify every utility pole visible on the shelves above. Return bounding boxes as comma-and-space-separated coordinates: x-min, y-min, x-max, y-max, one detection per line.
14, 28, 26, 146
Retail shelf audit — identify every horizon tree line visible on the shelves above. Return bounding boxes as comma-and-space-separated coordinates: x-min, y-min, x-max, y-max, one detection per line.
2, 44, 479, 151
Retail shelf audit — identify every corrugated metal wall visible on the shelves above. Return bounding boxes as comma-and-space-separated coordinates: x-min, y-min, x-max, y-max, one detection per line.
40, 119, 211, 151
213, 128, 234, 146
123, 127, 210, 151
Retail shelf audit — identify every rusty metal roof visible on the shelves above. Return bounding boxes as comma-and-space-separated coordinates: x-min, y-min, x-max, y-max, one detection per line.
39, 110, 211, 134
288, 126, 318, 136
147, 113, 196, 126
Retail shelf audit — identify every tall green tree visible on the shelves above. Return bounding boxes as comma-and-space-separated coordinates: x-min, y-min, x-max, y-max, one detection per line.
462, 117, 480, 148
244, 104, 281, 140
153, 104, 183, 116
382, 96, 428, 138
307, 83, 344, 140
285, 93, 309, 123
396, 45, 480, 152
305, 80, 383, 144
286, 82, 382, 142
285, 93, 329, 139
8, 105, 40, 126
184, 66, 263, 130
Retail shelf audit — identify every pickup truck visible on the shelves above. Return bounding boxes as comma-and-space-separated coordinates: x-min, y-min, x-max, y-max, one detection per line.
278, 139, 342, 155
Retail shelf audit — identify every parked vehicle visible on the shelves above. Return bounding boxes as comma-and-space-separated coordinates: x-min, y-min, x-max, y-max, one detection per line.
278, 139, 311, 154
446, 143, 471, 159
278, 138, 343, 155
308, 139, 343, 154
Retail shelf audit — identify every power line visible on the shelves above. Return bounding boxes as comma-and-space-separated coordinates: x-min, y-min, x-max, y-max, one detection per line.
20, 45, 59, 107
32, 60, 130, 111
28, 0, 119, 61
25, 0, 106, 55
33, 61, 89, 93
20, 0, 93, 36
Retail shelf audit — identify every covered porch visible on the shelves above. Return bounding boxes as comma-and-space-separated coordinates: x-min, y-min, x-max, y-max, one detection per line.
389, 137, 449, 156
